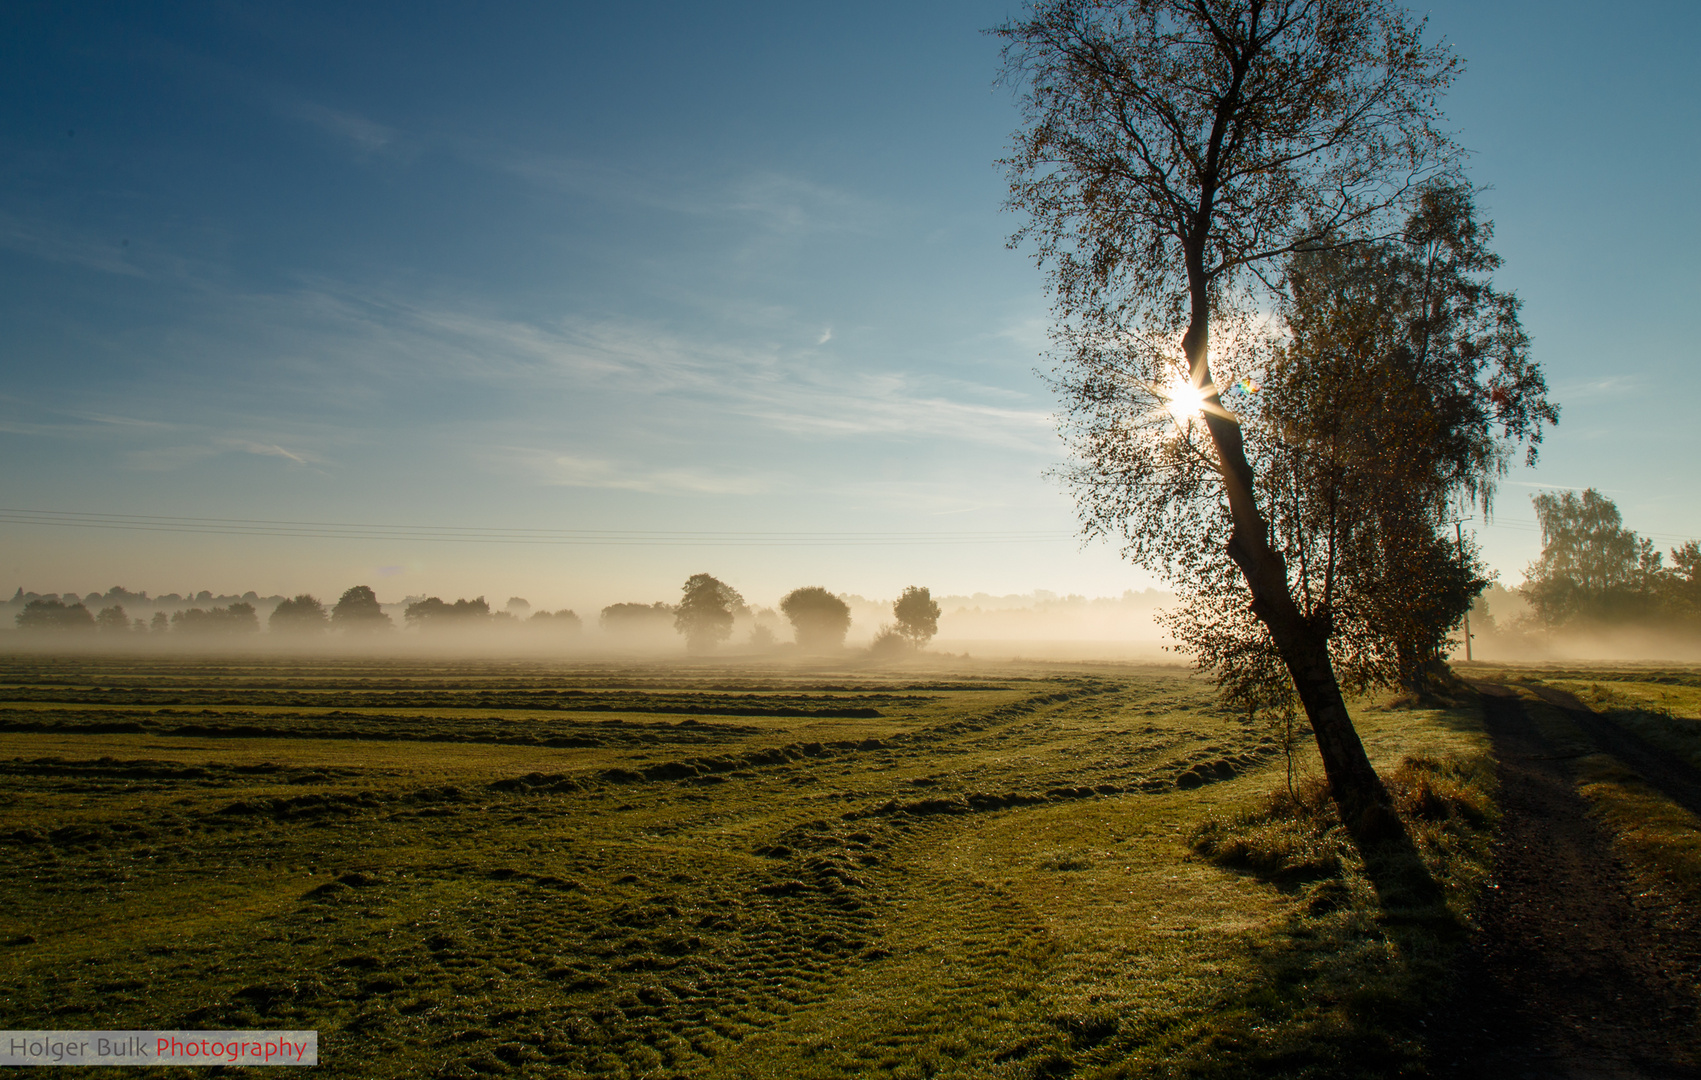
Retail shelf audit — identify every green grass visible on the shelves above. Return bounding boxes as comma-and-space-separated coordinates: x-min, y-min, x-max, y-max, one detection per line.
1467, 661, 1701, 772
1460, 664, 1701, 1013
0, 655, 1497, 1078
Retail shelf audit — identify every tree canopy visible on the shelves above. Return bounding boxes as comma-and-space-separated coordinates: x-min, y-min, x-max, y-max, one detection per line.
404, 596, 491, 629
331, 585, 392, 632
998, 0, 1459, 336
674, 574, 744, 653
527, 609, 583, 633
16, 598, 96, 632
599, 602, 674, 635
893, 586, 942, 647
780, 587, 852, 651
1523, 490, 1671, 626
270, 594, 329, 634
998, 0, 1514, 837
1155, 187, 1554, 708
1669, 543, 1701, 624
172, 602, 260, 635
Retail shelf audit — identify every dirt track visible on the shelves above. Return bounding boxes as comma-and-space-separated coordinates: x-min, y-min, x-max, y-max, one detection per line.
1431, 685, 1700, 1079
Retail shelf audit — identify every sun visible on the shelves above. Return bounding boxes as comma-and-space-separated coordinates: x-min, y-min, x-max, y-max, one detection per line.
1161, 374, 1210, 424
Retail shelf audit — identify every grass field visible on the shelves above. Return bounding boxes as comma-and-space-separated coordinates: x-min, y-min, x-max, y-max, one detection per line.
0, 654, 1497, 1078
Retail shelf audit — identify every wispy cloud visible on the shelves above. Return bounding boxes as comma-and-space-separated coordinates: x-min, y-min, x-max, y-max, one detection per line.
124, 444, 221, 472
0, 212, 145, 278
0, 407, 325, 473
826, 474, 1049, 514
988, 314, 1051, 355
0, 405, 181, 440
464, 145, 699, 213
725, 172, 880, 235
122, 438, 322, 472
226, 281, 1054, 454
508, 450, 771, 496
1502, 480, 1616, 493
277, 99, 401, 155
66, 411, 180, 431
1, 239, 1052, 496
225, 439, 316, 466
451, 138, 881, 234
1551, 374, 1643, 398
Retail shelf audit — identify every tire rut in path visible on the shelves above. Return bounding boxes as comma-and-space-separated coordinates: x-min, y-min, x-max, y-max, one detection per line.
1431, 684, 1699, 1079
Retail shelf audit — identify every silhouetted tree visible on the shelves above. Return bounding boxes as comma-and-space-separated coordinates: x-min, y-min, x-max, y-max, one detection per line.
404, 596, 491, 629
96, 605, 131, 634
674, 574, 744, 653
999, 0, 1522, 837
527, 609, 583, 633
1523, 490, 1664, 626
1162, 188, 1553, 707
172, 603, 260, 634
1665, 542, 1701, 623
269, 594, 329, 634
893, 586, 942, 647
16, 599, 96, 631
150, 611, 170, 633
331, 585, 392, 632
228, 602, 260, 632
599, 602, 674, 634
781, 587, 852, 651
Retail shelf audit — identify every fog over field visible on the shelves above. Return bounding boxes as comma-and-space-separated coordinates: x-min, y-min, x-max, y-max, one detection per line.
1, 585, 1176, 662
10, 579, 1701, 667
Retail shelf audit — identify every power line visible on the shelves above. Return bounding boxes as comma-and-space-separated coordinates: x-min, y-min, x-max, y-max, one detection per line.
1467, 517, 1698, 545
0, 508, 1080, 548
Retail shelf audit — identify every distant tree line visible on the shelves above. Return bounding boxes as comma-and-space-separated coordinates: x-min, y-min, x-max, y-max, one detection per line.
8, 584, 581, 638
10, 576, 944, 653
14, 596, 260, 635
596, 574, 941, 654
1518, 489, 1700, 628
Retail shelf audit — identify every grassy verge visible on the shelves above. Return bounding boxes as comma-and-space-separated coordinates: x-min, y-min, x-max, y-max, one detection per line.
1543, 677, 1701, 773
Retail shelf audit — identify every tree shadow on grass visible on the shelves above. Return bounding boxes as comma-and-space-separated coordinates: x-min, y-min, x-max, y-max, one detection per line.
1194, 759, 1469, 919
1173, 756, 1493, 1077
1356, 814, 1450, 920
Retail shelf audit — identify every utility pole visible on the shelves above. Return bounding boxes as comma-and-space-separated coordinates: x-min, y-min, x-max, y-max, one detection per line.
1456, 520, 1472, 662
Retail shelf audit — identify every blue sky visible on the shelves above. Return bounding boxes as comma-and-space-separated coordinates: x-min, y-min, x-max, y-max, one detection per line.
2, 1, 1697, 613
